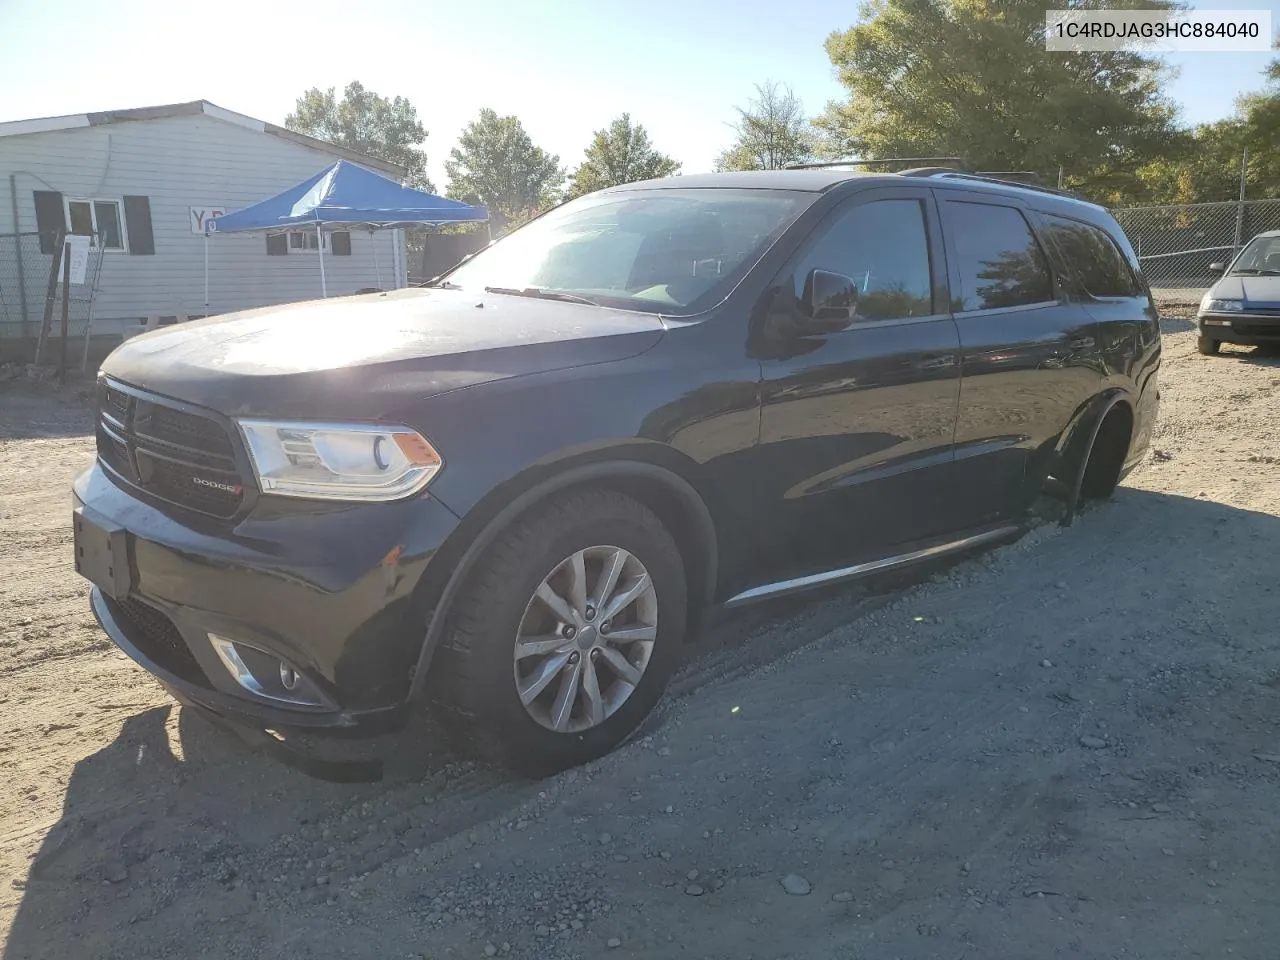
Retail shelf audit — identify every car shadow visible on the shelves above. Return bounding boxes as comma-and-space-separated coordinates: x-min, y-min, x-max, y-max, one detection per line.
7, 488, 1280, 959
1219, 343, 1280, 365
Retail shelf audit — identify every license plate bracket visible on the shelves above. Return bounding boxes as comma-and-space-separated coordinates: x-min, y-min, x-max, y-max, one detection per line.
73, 506, 131, 599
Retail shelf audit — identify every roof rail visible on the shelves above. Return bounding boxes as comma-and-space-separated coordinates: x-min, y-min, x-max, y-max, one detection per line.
898, 166, 971, 178
919, 170, 1088, 202
976, 170, 1046, 185
785, 156, 965, 171
780, 160, 1092, 203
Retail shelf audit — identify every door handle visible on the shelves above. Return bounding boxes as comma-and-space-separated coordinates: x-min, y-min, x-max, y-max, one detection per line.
917, 353, 957, 370
1069, 336, 1095, 350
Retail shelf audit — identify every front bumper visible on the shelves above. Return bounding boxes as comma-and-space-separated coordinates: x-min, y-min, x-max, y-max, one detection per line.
75, 462, 461, 735
1198, 312, 1280, 345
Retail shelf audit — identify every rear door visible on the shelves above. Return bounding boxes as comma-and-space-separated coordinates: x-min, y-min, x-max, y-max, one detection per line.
750, 187, 963, 583
939, 193, 1102, 523
1035, 213, 1159, 405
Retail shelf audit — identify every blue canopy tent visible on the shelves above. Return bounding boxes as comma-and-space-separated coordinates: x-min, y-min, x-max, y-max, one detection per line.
205, 160, 487, 305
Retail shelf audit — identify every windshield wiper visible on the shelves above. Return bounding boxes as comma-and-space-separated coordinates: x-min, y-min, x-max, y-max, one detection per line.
1230, 268, 1280, 276
484, 286, 600, 306
420, 279, 462, 289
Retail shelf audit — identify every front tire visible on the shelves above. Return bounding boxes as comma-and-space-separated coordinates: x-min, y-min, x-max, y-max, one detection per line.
1197, 334, 1221, 356
429, 489, 687, 776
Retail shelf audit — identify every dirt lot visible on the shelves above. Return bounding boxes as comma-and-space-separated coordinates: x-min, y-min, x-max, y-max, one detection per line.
3, 305, 1280, 960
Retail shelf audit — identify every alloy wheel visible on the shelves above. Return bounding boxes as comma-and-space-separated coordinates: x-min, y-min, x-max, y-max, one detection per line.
513, 545, 658, 733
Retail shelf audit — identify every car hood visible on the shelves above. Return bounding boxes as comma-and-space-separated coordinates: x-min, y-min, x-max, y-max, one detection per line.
1209, 274, 1280, 308
99, 288, 666, 419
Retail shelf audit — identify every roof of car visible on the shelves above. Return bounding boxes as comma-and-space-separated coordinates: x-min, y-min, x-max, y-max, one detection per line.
609, 170, 885, 192
610, 169, 1106, 213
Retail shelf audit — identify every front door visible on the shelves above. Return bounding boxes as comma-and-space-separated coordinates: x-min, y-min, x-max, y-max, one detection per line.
749, 188, 963, 585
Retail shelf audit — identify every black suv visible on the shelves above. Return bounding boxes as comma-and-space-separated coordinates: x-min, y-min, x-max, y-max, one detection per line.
73, 169, 1160, 774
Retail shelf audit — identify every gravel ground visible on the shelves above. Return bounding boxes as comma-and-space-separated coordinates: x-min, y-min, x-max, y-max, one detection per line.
3, 304, 1280, 960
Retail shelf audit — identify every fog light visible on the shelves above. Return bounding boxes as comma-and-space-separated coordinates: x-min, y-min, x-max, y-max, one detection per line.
208, 633, 321, 706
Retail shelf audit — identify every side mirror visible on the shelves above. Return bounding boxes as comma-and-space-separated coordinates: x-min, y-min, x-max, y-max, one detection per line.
1208, 262, 1226, 274
800, 269, 858, 333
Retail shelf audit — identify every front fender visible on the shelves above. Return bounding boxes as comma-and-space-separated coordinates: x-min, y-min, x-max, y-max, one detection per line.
406, 457, 719, 699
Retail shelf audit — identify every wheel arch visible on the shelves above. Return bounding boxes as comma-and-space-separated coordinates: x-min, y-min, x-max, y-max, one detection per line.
1057, 388, 1133, 454
1051, 389, 1134, 526
407, 448, 720, 698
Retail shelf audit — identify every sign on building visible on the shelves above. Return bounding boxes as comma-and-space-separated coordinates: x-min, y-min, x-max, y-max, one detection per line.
190, 206, 227, 234
64, 234, 89, 285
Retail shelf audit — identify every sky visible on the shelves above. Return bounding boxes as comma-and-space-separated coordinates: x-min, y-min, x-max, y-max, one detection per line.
0, 0, 1277, 190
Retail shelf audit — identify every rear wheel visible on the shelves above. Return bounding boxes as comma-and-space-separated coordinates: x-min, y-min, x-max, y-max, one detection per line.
1079, 407, 1132, 500
1197, 335, 1222, 356
429, 489, 687, 776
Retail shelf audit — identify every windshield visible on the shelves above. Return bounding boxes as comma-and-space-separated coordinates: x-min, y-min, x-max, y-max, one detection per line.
1229, 235, 1280, 274
439, 188, 811, 315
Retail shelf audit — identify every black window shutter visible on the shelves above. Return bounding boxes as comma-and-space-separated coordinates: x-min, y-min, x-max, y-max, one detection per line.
266, 234, 287, 256
122, 196, 155, 254
33, 191, 64, 254
331, 231, 352, 256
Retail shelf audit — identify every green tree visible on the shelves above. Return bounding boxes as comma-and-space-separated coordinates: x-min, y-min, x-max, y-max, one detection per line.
285, 81, 433, 189
444, 109, 564, 230
816, 0, 1181, 190
567, 114, 680, 198
1126, 48, 1280, 205
715, 81, 815, 171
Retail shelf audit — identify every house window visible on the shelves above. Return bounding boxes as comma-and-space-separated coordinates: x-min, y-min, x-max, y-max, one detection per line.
64, 198, 126, 251
289, 231, 328, 252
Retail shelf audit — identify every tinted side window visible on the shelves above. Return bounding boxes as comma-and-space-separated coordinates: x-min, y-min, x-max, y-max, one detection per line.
943, 201, 1053, 311
1041, 216, 1141, 298
792, 199, 933, 321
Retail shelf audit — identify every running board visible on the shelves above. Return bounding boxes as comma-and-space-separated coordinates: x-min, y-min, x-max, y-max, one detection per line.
723, 525, 1022, 608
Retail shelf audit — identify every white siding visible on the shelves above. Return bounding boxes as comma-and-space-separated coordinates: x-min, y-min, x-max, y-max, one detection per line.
0, 113, 404, 334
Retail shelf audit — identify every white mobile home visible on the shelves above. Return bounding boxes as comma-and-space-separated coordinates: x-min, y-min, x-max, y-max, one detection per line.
0, 100, 407, 349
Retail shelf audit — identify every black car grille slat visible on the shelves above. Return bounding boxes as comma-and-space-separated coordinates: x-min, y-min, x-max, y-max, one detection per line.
110, 597, 212, 689
1233, 322, 1280, 338
97, 427, 136, 482
137, 401, 236, 457
104, 384, 131, 418
100, 419, 129, 447
138, 455, 244, 515
95, 381, 247, 518
131, 431, 239, 472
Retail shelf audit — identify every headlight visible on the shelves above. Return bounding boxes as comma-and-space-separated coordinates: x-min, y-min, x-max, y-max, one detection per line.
237, 420, 442, 501
1203, 299, 1244, 313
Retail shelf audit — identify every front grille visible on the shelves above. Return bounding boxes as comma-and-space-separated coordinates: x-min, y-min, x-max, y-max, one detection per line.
110, 596, 212, 689
1233, 322, 1280, 339
96, 380, 247, 518
141, 403, 236, 458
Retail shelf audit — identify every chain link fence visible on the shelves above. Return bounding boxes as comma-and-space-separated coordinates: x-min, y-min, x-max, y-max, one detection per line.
1113, 199, 1280, 301
0, 231, 105, 367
